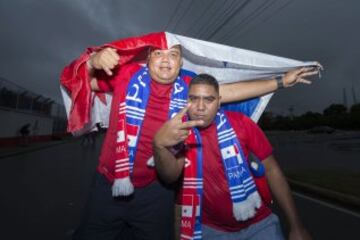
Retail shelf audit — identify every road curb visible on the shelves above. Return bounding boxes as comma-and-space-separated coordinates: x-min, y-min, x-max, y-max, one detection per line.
288, 178, 360, 212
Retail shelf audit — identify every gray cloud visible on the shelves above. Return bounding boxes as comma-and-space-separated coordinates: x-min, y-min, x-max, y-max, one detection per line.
1, 0, 359, 115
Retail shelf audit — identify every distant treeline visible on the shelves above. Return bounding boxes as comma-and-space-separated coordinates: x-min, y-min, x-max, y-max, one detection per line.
259, 103, 360, 130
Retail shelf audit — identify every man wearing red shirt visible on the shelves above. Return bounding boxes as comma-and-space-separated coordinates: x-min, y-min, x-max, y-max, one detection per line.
153, 74, 311, 240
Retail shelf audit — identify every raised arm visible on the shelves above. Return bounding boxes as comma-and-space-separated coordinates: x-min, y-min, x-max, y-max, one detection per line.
153, 105, 203, 183
263, 155, 312, 240
153, 142, 185, 184
220, 66, 320, 103
87, 47, 120, 91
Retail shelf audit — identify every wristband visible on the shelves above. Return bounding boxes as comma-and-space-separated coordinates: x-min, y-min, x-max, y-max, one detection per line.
275, 75, 284, 89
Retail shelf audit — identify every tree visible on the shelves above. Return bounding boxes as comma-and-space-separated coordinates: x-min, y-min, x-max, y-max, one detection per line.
323, 104, 350, 129
323, 104, 347, 116
293, 111, 323, 129
350, 103, 360, 129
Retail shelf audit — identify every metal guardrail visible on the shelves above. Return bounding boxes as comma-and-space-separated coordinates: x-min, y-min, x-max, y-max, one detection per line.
0, 77, 67, 134
0, 77, 66, 117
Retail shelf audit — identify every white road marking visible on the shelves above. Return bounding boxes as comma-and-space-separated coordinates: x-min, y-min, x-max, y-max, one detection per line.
293, 191, 360, 218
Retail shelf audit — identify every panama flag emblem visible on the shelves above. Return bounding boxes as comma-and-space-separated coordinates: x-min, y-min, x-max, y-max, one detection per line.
233, 144, 243, 164
181, 195, 194, 218
127, 123, 139, 147
221, 145, 237, 159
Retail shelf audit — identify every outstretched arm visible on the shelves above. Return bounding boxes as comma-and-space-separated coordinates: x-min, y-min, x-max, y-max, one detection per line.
220, 66, 320, 103
263, 155, 312, 240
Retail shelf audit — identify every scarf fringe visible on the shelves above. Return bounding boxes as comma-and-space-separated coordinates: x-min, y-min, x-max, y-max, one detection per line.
111, 176, 134, 197
232, 191, 262, 221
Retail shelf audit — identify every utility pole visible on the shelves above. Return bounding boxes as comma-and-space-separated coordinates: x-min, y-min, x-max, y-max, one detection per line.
343, 88, 348, 108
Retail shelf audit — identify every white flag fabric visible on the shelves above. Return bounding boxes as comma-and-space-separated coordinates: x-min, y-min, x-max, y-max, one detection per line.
60, 32, 320, 135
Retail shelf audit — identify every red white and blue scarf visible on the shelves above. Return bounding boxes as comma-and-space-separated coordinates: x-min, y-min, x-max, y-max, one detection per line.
113, 67, 189, 186
181, 109, 262, 240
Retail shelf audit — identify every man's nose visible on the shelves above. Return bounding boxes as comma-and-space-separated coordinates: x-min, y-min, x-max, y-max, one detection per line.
197, 99, 205, 111
161, 53, 170, 62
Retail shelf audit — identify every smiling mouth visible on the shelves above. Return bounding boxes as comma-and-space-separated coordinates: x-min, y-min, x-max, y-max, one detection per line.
160, 66, 171, 71
193, 115, 206, 119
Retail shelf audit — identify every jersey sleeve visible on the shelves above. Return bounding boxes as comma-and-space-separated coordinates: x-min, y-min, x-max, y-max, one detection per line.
244, 115, 273, 161
228, 111, 273, 161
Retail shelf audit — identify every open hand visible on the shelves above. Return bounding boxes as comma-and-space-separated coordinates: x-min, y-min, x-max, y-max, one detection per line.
283, 63, 323, 87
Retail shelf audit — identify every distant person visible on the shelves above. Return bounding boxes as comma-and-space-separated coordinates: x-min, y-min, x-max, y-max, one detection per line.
80, 131, 97, 148
19, 123, 31, 146
153, 74, 312, 240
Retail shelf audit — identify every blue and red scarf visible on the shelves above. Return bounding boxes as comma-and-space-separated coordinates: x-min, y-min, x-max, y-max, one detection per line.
113, 67, 189, 189
181, 109, 262, 240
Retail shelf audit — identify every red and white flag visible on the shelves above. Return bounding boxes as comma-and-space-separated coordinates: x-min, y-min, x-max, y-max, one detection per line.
60, 32, 320, 135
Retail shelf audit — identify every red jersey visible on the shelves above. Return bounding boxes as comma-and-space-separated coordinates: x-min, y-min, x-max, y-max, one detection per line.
200, 111, 273, 232
96, 63, 192, 187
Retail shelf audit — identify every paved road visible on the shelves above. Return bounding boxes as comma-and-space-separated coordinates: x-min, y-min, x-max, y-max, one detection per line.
274, 192, 360, 239
268, 131, 360, 171
0, 136, 359, 240
0, 138, 100, 240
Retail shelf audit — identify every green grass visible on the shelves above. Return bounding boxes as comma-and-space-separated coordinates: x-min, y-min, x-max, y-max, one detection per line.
285, 169, 360, 199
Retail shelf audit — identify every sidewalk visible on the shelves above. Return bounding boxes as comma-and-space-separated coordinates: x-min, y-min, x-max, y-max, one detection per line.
0, 137, 77, 159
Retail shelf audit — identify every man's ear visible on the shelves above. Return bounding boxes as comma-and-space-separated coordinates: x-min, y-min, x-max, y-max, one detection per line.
218, 96, 222, 109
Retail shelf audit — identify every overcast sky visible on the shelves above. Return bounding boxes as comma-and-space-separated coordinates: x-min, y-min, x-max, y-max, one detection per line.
1, 0, 359, 115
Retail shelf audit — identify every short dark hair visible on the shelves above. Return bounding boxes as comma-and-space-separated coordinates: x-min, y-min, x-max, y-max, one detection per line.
189, 73, 219, 94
